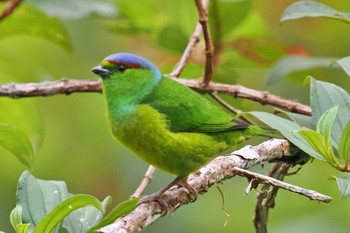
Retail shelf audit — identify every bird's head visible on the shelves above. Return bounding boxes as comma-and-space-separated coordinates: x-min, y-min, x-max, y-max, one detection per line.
91, 53, 162, 82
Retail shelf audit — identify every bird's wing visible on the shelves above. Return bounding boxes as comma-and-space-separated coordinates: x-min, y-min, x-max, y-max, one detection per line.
142, 77, 249, 133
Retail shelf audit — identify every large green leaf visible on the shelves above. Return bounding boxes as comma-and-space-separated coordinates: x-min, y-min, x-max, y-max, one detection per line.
338, 120, 350, 162
87, 197, 141, 233
250, 111, 324, 160
156, 25, 188, 53
310, 78, 350, 148
0, 4, 71, 50
0, 123, 34, 169
33, 194, 104, 233
265, 56, 336, 85
281, 1, 350, 24
16, 171, 69, 233
62, 196, 111, 233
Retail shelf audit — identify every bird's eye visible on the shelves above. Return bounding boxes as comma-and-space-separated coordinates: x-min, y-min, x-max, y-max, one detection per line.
117, 65, 127, 73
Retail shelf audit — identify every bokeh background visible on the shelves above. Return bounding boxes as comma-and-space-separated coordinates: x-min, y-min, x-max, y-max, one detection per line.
1, 0, 350, 232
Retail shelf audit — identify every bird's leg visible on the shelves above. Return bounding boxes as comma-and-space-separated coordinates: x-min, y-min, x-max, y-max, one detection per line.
137, 176, 198, 214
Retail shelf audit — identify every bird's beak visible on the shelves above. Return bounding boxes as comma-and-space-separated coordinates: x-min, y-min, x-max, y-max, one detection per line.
91, 65, 111, 79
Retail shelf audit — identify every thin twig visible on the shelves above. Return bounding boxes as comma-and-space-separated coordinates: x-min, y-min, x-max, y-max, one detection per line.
0, 0, 21, 21
0, 78, 312, 116
253, 163, 289, 233
194, 0, 214, 86
130, 165, 156, 199
97, 139, 331, 233
210, 91, 255, 124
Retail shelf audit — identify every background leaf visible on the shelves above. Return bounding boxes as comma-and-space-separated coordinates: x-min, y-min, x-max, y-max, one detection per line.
333, 176, 350, 198
280, 1, 350, 24
33, 194, 104, 233
250, 111, 324, 160
265, 56, 336, 85
87, 197, 141, 233
16, 171, 69, 233
62, 196, 110, 233
0, 4, 71, 50
0, 123, 34, 169
336, 56, 350, 77
316, 106, 338, 146
338, 120, 350, 162
310, 78, 350, 148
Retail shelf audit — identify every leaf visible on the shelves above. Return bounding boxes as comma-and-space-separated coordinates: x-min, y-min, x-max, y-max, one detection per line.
281, 1, 350, 24
336, 56, 350, 77
250, 111, 324, 160
0, 123, 34, 169
265, 56, 336, 85
26, 0, 116, 19
298, 130, 332, 163
16, 171, 69, 233
316, 106, 338, 146
62, 196, 111, 233
10, 205, 31, 233
310, 78, 350, 148
33, 194, 104, 233
156, 25, 188, 53
338, 120, 350, 162
333, 176, 350, 198
0, 4, 71, 50
87, 197, 141, 233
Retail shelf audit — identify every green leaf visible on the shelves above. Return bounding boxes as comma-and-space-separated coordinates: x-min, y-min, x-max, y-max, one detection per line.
87, 197, 141, 233
0, 4, 71, 50
338, 120, 350, 162
333, 176, 350, 198
16, 171, 69, 233
310, 78, 350, 148
316, 106, 339, 147
250, 111, 324, 160
10, 205, 31, 233
298, 130, 332, 163
336, 56, 350, 77
156, 25, 188, 53
281, 1, 350, 24
0, 123, 34, 169
26, 0, 116, 19
209, 0, 252, 40
62, 196, 111, 233
33, 194, 104, 233
265, 56, 336, 85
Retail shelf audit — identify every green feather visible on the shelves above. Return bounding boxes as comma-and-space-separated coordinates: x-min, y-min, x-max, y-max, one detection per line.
92, 53, 263, 178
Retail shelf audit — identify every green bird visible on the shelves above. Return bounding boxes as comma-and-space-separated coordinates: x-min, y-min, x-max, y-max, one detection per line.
91, 53, 263, 205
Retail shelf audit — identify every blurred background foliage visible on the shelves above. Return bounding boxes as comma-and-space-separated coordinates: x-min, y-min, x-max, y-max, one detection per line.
1, 0, 350, 232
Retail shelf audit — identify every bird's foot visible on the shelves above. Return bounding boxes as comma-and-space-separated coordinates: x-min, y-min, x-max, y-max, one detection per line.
137, 177, 198, 215
175, 179, 198, 202
137, 192, 170, 215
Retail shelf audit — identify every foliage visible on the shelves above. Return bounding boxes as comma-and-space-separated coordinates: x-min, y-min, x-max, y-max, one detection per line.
1, 0, 350, 232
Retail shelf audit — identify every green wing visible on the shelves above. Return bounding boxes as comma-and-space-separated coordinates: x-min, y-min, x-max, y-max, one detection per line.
142, 77, 248, 133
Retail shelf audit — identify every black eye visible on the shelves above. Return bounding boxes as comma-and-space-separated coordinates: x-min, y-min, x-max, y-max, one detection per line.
118, 65, 127, 73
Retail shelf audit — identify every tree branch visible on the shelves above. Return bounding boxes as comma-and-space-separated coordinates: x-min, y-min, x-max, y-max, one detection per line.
97, 139, 331, 233
194, 0, 214, 86
0, 78, 311, 115
0, 0, 21, 21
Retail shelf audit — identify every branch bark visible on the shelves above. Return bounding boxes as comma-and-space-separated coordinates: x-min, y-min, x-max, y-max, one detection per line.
97, 139, 331, 233
0, 78, 311, 115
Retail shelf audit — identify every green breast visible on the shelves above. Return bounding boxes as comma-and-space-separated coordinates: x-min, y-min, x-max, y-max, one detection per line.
109, 104, 228, 177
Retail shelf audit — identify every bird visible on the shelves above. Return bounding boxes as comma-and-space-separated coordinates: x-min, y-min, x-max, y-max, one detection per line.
91, 53, 264, 209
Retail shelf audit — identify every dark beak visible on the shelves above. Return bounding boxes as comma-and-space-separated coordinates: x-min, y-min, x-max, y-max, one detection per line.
91, 65, 111, 78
